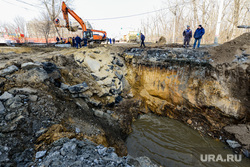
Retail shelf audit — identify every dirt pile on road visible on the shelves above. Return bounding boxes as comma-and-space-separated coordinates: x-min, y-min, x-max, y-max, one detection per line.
209, 32, 250, 64
158, 36, 166, 44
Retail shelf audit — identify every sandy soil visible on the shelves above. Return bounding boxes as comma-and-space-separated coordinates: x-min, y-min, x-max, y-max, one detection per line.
209, 32, 250, 64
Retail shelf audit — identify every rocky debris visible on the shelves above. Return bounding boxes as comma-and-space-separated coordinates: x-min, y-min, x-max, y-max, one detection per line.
0, 101, 5, 114
224, 124, 250, 151
85, 56, 101, 72
87, 98, 101, 107
125, 47, 210, 64
0, 92, 13, 101
91, 72, 108, 81
42, 62, 58, 74
5, 95, 24, 109
68, 82, 89, 94
21, 62, 42, 70
60, 83, 69, 90
0, 78, 5, 87
242, 149, 250, 158
0, 46, 141, 166
233, 54, 249, 63
29, 95, 38, 102
16, 67, 49, 84
102, 77, 113, 87
8, 87, 38, 95
0, 145, 10, 164
127, 93, 134, 98
0, 65, 18, 77
42, 62, 61, 81
94, 109, 104, 118
35, 150, 47, 159
33, 138, 158, 167
226, 140, 241, 149
112, 57, 124, 67
115, 71, 123, 80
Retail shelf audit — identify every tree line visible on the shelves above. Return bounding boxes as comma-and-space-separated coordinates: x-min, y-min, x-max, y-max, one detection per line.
141, 0, 250, 44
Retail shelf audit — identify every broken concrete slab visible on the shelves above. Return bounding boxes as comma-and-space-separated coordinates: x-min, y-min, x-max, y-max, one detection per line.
84, 57, 101, 72
60, 83, 69, 90
226, 140, 241, 149
0, 65, 18, 77
68, 82, 89, 94
21, 62, 42, 70
16, 67, 49, 84
0, 92, 13, 101
0, 101, 5, 114
8, 87, 38, 95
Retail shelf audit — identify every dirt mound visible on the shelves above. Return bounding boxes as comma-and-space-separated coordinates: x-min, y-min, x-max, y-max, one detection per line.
158, 36, 166, 44
209, 32, 250, 64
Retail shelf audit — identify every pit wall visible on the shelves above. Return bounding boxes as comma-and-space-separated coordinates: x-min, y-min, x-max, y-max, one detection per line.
126, 61, 249, 121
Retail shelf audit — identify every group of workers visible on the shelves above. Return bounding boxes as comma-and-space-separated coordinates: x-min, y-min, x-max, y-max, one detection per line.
108, 38, 116, 44
56, 35, 87, 49
183, 25, 205, 48
55, 24, 205, 49
139, 25, 205, 49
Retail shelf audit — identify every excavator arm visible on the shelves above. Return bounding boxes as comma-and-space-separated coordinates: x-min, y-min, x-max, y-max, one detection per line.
62, 1, 87, 32
61, 1, 107, 42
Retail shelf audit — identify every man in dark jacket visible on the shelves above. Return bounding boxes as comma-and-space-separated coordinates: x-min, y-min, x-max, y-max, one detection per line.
193, 25, 205, 49
183, 25, 192, 48
140, 33, 145, 48
75, 35, 81, 49
72, 37, 75, 47
56, 37, 59, 44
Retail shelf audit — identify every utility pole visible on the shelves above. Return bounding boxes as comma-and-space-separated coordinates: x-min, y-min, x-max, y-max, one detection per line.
214, 0, 224, 44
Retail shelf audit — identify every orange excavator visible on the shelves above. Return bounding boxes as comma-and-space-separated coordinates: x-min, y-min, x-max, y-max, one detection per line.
57, 1, 107, 43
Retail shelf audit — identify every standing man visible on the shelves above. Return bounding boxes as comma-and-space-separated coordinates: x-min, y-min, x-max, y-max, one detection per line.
83, 37, 88, 47
72, 37, 75, 47
56, 37, 59, 44
193, 25, 205, 49
183, 25, 192, 48
75, 35, 81, 49
140, 33, 145, 48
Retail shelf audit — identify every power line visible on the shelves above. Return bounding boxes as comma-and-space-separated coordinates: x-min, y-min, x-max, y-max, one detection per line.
2, 0, 36, 11
85, 3, 186, 21
14, 0, 44, 9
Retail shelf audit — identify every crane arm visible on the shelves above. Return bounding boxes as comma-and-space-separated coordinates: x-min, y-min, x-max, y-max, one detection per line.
62, 1, 87, 32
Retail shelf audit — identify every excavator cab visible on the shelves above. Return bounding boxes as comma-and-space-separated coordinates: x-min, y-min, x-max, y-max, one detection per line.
83, 30, 93, 40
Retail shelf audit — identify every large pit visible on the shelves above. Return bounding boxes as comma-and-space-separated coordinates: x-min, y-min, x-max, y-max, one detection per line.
0, 33, 249, 166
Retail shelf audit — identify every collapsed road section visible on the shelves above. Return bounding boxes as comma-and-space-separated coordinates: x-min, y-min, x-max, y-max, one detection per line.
0, 32, 249, 166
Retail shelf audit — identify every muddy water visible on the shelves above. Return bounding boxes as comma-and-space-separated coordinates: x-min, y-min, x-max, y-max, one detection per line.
126, 114, 250, 167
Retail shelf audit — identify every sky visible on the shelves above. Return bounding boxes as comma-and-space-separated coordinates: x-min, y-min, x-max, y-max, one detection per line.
0, 0, 164, 38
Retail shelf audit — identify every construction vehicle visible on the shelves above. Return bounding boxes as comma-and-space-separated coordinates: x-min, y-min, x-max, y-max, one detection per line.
58, 1, 107, 43
126, 31, 140, 43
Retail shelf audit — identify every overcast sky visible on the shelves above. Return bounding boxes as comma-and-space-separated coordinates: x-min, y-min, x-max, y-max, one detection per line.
0, 0, 164, 38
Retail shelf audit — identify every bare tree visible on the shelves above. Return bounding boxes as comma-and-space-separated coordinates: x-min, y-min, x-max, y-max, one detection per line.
41, 0, 74, 39
141, 0, 249, 44
34, 12, 52, 45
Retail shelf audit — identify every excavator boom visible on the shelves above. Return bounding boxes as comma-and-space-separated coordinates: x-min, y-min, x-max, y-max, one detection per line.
61, 1, 107, 42
62, 1, 87, 32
